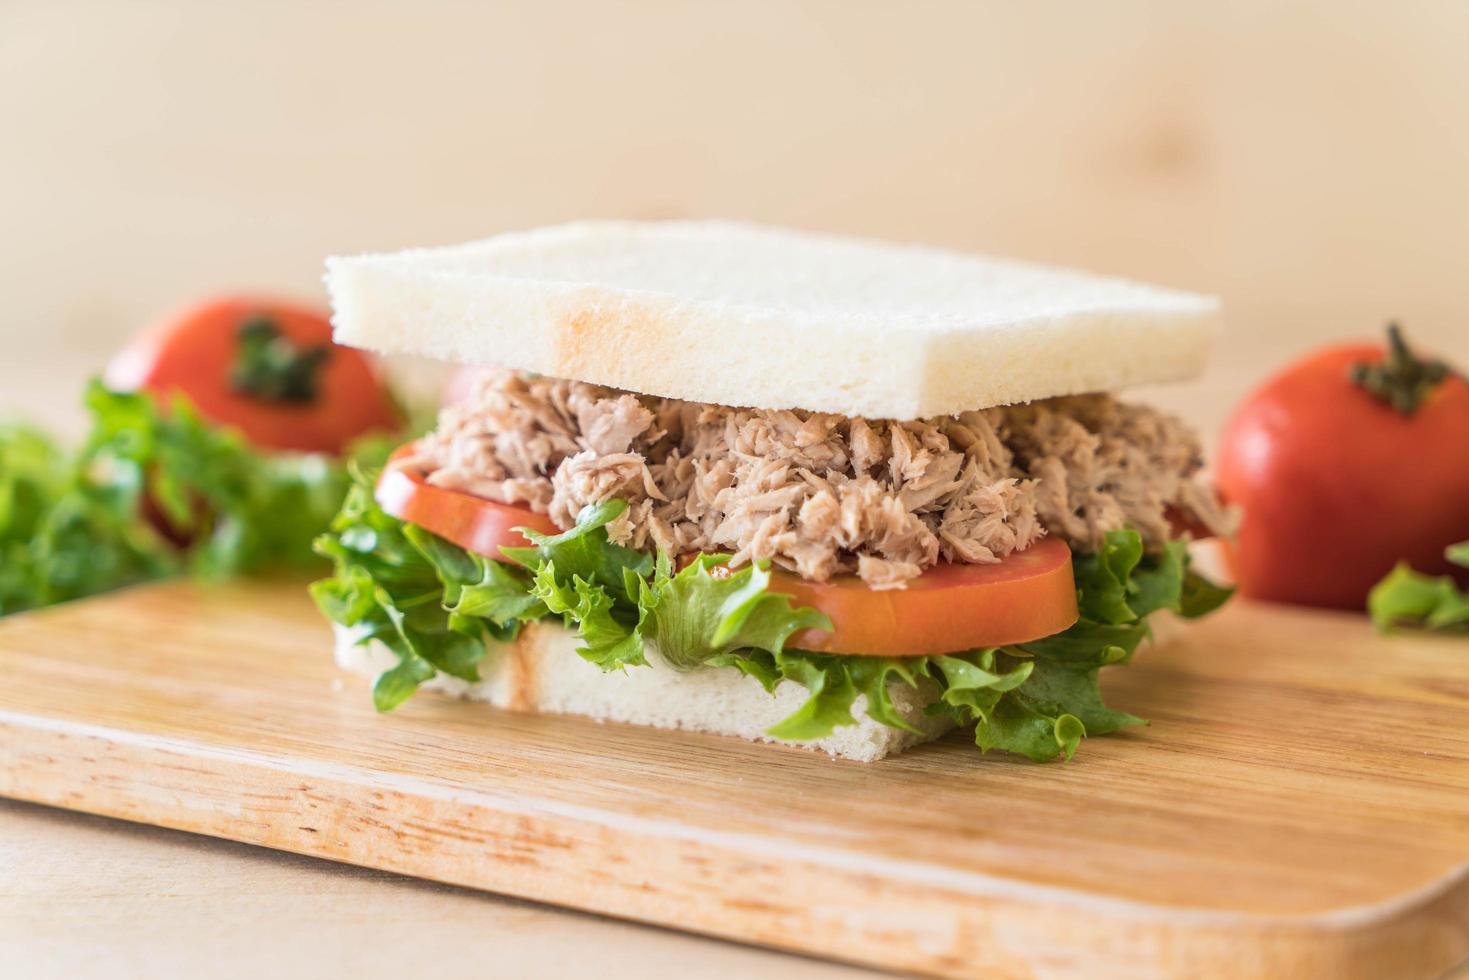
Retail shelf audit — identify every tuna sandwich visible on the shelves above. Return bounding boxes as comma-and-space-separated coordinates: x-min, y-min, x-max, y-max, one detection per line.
313, 221, 1232, 762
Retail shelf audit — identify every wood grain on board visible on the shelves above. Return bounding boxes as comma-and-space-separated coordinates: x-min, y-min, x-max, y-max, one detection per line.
1, 579, 1467, 979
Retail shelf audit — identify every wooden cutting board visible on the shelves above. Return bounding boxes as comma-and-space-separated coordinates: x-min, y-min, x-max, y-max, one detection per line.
1, 580, 1467, 979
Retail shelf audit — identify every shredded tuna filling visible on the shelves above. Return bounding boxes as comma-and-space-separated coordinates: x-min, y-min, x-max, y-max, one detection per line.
402, 370, 1230, 588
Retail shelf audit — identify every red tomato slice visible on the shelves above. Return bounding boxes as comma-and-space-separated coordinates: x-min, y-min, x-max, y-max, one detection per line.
775, 540, 1077, 656
378, 441, 1079, 656
105, 295, 401, 455
376, 447, 561, 557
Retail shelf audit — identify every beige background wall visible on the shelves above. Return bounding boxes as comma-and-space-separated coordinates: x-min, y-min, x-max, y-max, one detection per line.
3, 0, 1467, 436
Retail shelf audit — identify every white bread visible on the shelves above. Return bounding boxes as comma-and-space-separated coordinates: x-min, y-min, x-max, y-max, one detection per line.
325, 220, 1220, 419
333, 621, 954, 762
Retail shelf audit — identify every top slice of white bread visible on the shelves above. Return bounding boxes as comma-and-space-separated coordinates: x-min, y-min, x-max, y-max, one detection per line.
325, 220, 1220, 419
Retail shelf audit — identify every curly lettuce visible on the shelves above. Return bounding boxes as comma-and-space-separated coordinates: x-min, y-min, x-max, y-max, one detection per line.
312, 468, 547, 709
0, 420, 173, 615
314, 472, 1231, 761
1, 381, 390, 617
1368, 542, 1469, 633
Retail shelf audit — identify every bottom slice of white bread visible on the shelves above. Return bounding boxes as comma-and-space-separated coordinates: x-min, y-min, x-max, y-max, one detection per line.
334, 621, 955, 762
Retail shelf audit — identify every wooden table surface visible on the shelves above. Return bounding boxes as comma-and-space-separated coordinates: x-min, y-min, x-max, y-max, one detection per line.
0, 798, 869, 980
7, 328, 1467, 980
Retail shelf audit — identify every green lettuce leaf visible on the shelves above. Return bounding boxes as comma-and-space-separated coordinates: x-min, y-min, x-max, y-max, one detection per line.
311, 466, 529, 709
1071, 533, 1221, 624
638, 552, 831, 670
1178, 568, 1235, 619
1004, 654, 1141, 737
976, 685, 1087, 762
2, 381, 387, 617
1072, 529, 1145, 624
0, 423, 174, 615
81, 383, 388, 577
756, 654, 859, 740
932, 650, 1087, 762
501, 499, 653, 603
449, 557, 548, 629
529, 560, 646, 669
1368, 542, 1469, 633
961, 528, 1226, 761
407, 522, 546, 636
845, 657, 934, 732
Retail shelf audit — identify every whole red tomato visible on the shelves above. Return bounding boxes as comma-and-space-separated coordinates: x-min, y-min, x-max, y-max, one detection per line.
105, 295, 401, 455
1216, 326, 1469, 609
